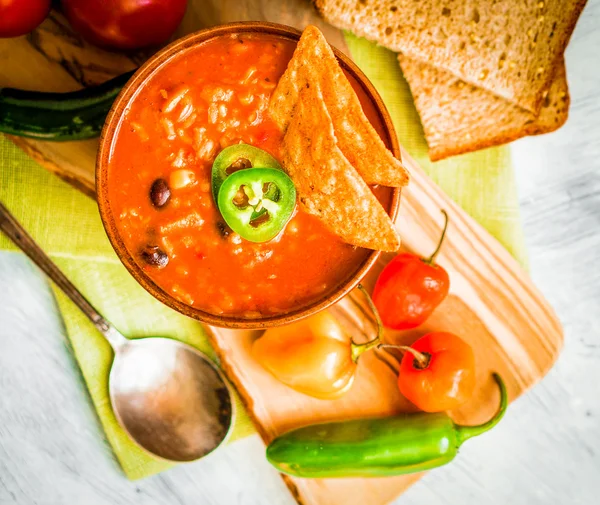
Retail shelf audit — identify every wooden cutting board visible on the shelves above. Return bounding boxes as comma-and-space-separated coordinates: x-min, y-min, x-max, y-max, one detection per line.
0, 3, 563, 505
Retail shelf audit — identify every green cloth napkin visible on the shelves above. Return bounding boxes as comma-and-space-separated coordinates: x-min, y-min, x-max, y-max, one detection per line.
0, 35, 527, 481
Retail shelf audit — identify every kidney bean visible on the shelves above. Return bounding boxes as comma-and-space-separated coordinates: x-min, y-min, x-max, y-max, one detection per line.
150, 178, 171, 208
141, 245, 169, 268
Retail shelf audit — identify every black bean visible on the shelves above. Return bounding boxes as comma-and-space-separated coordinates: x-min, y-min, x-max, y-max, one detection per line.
216, 221, 231, 238
150, 178, 171, 208
140, 245, 169, 268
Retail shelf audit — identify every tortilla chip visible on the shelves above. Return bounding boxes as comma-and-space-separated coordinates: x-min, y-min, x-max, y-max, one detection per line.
281, 85, 400, 252
271, 25, 409, 188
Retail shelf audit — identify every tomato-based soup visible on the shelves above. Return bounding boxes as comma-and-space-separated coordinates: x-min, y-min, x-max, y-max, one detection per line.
108, 33, 391, 318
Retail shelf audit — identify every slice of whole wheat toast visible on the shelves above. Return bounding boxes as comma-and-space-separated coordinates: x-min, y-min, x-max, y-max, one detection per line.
315, 0, 586, 114
270, 25, 409, 188
399, 55, 569, 161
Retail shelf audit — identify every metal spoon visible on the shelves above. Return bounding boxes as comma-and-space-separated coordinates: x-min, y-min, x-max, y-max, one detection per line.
0, 201, 233, 462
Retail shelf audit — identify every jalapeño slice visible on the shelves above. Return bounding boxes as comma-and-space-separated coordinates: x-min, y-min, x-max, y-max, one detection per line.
217, 168, 296, 243
211, 144, 282, 203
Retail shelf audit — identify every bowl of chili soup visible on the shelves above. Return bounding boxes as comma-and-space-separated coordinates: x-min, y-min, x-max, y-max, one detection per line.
97, 22, 401, 329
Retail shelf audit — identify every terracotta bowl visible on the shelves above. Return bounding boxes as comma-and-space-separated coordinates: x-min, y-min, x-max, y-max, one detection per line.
97, 21, 401, 329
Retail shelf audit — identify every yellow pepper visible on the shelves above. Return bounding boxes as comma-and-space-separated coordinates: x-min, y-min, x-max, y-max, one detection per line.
252, 286, 381, 399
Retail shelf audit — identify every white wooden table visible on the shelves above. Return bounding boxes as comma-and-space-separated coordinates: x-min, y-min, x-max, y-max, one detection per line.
1, 3, 599, 504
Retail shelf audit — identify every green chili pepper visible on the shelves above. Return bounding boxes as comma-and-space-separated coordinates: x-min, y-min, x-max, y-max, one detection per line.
267, 373, 507, 478
217, 167, 296, 243
211, 144, 282, 203
0, 71, 135, 141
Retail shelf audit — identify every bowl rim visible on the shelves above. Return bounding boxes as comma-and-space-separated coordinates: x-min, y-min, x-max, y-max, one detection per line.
96, 21, 401, 329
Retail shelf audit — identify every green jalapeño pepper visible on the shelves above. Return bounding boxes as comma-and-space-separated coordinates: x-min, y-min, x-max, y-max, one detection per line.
267, 373, 507, 478
217, 167, 296, 243
0, 71, 135, 141
211, 144, 282, 202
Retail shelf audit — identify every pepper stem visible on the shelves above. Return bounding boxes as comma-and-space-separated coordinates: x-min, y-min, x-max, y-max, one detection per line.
350, 285, 384, 363
423, 209, 449, 265
455, 373, 508, 446
378, 344, 430, 369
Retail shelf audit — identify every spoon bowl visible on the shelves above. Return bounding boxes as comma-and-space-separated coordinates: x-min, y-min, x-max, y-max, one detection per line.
110, 337, 233, 462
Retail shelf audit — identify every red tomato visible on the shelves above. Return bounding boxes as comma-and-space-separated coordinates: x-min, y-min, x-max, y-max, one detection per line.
0, 0, 51, 38
61, 0, 188, 50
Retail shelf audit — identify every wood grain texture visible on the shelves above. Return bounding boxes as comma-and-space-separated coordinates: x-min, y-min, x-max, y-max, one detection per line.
0, 2, 564, 505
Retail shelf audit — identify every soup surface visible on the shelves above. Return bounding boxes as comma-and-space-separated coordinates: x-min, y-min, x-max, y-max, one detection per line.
108, 33, 391, 318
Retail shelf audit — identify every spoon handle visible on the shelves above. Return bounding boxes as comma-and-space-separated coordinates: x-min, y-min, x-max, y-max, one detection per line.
0, 200, 126, 349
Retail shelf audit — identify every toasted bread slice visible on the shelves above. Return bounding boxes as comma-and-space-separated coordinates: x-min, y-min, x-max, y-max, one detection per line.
281, 84, 400, 252
271, 25, 409, 188
399, 55, 569, 161
315, 0, 586, 114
